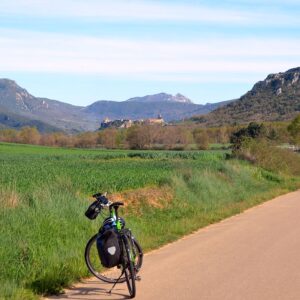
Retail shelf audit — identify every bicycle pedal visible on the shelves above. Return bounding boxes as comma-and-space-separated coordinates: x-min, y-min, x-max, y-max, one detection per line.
136, 275, 141, 281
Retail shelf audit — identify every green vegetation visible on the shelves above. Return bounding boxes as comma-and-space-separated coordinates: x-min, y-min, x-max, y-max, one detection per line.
0, 124, 234, 150
0, 111, 60, 133
193, 67, 300, 126
230, 122, 266, 150
234, 139, 300, 176
0, 117, 295, 152
230, 122, 300, 176
288, 114, 300, 145
0, 142, 299, 299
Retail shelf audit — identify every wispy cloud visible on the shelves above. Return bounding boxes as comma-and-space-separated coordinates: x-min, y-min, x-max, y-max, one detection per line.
0, 29, 299, 82
0, 0, 299, 26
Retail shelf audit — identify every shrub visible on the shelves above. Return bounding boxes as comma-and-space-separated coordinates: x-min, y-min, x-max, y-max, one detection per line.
287, 114, 300, 145
236, 138, 300, 176
230, 122, 266, 151
126, 126, 151, 149
193, 128, 209, 150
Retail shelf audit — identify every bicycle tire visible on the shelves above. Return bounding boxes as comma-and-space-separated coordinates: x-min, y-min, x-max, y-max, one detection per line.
84, 233, 143, 283
128, 235, 143, 273
122, 234, 136, 298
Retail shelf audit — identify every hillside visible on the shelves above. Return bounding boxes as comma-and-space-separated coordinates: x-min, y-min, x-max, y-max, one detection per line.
0, 79, 95, 132
0, 110, 60, 132
0, 79, 229, 131
84, 98, 229, 122
195, 67, 300, 126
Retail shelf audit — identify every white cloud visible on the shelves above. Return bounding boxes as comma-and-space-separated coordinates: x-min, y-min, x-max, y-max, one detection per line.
0, 0, 299, 26
0, 29, 299, 82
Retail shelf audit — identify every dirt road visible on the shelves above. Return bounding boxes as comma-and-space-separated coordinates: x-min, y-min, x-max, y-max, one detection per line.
46, 190, 300, 300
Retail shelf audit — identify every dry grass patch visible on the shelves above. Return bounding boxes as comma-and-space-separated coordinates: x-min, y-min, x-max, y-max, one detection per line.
0, 188, 19, 208
109, 185, 173, 210
216, 171, 232, 183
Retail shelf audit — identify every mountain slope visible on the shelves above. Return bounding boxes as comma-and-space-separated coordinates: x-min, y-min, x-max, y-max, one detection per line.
0, 79, 99, 132
0, 109, 60, 132
0, 79, 231, 131
84, 98, 230, 122
200, 67, 300, 126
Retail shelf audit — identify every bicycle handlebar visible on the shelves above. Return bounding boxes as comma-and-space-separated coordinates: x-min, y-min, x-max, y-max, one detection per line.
86, 192, 124, 221
93, 193, 110, 205
92, 192, 124, 208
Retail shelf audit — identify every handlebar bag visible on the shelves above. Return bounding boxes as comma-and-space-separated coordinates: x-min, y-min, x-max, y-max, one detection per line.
97, 229, 121, 268
85, 200, 101, 220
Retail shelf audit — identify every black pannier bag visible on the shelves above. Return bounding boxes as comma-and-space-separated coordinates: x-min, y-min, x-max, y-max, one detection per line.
97, 229, 121, 268
85, 200, 101, 220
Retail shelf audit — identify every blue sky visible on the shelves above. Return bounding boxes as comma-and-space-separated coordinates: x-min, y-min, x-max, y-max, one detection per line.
0, 0, 300, 105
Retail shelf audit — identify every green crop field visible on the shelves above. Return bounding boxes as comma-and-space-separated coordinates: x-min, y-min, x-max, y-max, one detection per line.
0, 142, 227, 194
0, 142, 299, 299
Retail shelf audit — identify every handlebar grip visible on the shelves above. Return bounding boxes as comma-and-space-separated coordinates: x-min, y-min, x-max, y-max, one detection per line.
92, 193, 101, 198
99, 195, 109, 205
93, 193, 109, 205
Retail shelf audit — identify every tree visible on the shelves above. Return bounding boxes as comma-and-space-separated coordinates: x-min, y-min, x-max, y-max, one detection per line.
40, 133, 56, 146
216, 126, 229, 144
288, 114, 300, 145
53, 132, 73, 147
0, 129, 18, 143
230, 122, 266, 151
193, 128, 209, 150
159, 126, 177, 149
19, 127, 40, 145
98, 128, 118, 149
174, 126, 193, 149
75, 132, 97, 148
126, 125, 151, 149
115, 129, 127, 148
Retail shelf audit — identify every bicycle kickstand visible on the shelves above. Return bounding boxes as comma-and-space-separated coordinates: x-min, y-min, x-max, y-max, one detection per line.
107, 269, 125, 295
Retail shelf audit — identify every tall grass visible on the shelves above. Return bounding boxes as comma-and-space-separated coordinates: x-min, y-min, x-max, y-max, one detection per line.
0, 184, 95, 299
0, 143, 299, 299
236, 139, 300, 176
130, 160, 299, 251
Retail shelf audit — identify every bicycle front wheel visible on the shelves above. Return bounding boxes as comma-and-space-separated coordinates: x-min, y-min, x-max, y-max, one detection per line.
85, 233, 143, 284
122, 234, 136, 298
85, 233, 126, 283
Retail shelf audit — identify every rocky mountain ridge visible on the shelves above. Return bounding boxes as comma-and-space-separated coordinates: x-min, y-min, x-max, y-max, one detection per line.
194, 67, 300, 126
126, 92, 193, 104
246, 67, 300, 98
0, 79, 228, 132
3, 67, 298, 132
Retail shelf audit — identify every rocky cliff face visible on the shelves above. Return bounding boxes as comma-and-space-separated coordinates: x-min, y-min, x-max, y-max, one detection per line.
246, 67, 300, 98
199, 67, 300, 126
0, 79, 36, 112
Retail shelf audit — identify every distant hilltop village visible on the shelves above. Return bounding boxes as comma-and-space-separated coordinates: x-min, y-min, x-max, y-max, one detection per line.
100, 114, 165, 129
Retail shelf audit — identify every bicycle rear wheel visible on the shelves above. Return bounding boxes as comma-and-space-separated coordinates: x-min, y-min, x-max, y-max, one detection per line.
85, 233, 142, 284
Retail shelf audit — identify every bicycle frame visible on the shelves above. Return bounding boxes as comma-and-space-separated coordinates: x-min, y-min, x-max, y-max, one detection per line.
110, 207, 123, 231
112, 208, 136, 263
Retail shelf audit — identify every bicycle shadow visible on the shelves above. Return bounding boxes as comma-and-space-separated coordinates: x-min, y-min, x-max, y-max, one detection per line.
47, 279, 130, 300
